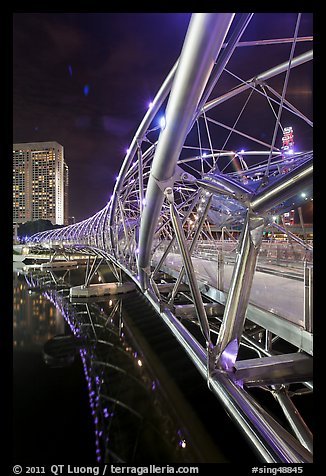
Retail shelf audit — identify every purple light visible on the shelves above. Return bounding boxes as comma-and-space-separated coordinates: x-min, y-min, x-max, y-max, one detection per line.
219, 338, 238, 371
148, 101, 153, 109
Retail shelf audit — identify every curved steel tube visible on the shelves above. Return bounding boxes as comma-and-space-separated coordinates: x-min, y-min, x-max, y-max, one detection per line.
203, 49, 313, 113
108, 59, 179, 257
138, 13, 235, 289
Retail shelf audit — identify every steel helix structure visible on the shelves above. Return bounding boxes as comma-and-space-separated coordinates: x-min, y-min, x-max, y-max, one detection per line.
28, 13, 313, 463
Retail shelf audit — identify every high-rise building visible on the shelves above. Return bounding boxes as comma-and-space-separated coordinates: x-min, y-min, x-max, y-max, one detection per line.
63, 161, 69, 226
13, 141, 68, 225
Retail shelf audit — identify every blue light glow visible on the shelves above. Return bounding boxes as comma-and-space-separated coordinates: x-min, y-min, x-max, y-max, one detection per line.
159, 116, 166, 129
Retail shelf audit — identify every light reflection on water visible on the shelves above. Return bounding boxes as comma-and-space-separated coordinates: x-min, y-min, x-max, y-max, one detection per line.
13, 271, 65, 351
13, 266, 224, 463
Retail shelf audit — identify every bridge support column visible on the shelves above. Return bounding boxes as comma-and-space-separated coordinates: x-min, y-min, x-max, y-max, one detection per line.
165, 187, 213, 351
168, 192, 212, 304
84, 256, 103, 287
214, 209, 265, 371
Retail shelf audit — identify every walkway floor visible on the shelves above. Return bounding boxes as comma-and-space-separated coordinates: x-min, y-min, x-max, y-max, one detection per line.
153, 251, 306, 328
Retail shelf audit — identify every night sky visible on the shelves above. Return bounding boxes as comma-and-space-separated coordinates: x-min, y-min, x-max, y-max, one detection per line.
13, 13, 313, 222
13, 13, 192, 221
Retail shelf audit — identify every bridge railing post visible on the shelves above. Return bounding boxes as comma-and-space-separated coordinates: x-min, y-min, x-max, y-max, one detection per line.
304, 261, 313, 333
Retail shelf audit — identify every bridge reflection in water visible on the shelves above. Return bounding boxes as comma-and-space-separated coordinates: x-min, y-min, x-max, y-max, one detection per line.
15, 265, 258, 463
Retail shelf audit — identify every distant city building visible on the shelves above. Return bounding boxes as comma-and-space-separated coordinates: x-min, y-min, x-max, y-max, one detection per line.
13, 141, 68, 225
283, 210, 295, 226
64, 161, 69, 226
281, 126, 294, 153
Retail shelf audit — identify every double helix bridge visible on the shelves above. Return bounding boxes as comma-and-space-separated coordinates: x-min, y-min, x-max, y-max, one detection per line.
23, 13, 313, 463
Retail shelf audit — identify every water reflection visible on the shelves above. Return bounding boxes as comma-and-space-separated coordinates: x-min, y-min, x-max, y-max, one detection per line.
13, 267, 206, 463
13, 271, 65, 351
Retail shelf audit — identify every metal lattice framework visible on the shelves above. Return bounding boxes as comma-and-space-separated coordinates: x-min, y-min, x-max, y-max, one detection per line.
27, 13, 313, 463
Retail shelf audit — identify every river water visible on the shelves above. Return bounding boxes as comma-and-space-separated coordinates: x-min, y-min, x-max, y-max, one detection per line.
13, 263, 310, 465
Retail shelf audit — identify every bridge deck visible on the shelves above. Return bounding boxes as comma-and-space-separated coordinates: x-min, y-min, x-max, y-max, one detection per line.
153, 251, 313, 355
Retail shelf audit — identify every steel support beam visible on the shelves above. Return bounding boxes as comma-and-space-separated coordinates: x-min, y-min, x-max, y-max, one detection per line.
203, 50, 313, 113
251, 158, 313, 214
233, 352, 313, 387
273, 388, 313, 454
174, 302, 224, 319
168, 193, 212, 304
150, 189, 201, 280
272, 222, 313, 251
197, 174, 252, 204
190, 13, 253, 135
108, 60, 179, 257
142, 285, 312, 463
138, 13, 235, 290
166, 187, 212, 348
214, 210, 265, 370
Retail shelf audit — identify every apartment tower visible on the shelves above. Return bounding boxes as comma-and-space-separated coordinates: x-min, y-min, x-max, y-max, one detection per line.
13, 141, 68, 225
